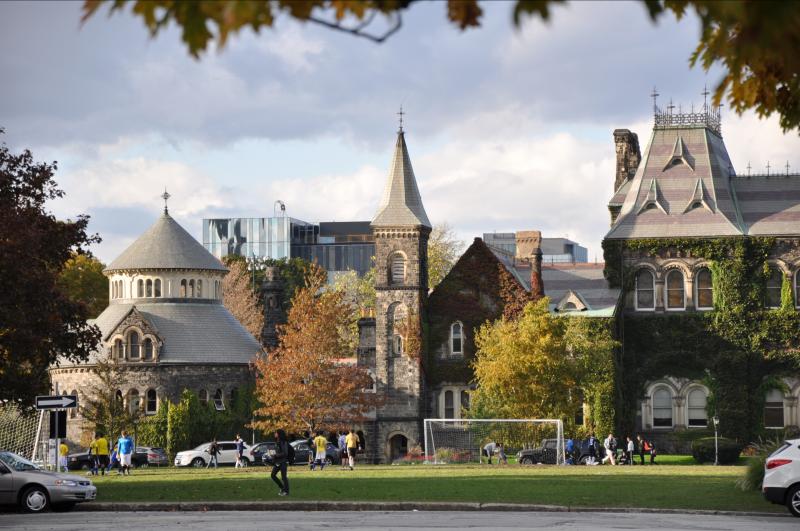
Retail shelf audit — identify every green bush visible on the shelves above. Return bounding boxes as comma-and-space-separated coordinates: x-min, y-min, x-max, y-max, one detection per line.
737, 436, 788, 491
691, 437, 742, 464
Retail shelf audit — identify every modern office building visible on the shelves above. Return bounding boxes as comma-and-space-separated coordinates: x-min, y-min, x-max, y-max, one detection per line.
483, 233, 588, 263
202, 216, 375, 277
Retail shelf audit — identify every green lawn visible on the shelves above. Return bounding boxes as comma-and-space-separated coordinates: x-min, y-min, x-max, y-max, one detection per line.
85, 457, 779, 513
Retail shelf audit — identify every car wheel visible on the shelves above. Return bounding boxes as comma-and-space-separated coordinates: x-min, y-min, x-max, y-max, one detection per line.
21, 486, 50, 513
80, 462, 91, 471
787, 484, 800, 517
191, 457, 205, 468
519, 456, 533, 465
52, 502, 76, 512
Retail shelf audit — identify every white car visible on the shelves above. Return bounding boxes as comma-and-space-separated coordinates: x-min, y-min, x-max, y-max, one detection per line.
174, 441, 253, 468
763, 437, 800, 517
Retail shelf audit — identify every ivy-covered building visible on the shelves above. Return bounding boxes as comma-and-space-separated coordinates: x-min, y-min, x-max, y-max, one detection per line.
605, 102, 800, 443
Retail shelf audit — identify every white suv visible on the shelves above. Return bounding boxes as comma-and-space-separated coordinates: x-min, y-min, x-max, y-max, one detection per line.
174, 441, 252, 468
763, 437, 800, 517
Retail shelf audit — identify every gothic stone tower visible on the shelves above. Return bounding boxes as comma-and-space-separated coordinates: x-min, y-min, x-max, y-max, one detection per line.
370, 128, 431, 463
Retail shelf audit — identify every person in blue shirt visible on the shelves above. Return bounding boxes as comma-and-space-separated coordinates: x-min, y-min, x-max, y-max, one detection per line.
565, 438, 575, 464
117, 430, 134, 476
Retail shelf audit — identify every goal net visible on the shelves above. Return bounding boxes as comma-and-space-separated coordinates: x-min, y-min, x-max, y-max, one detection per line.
0, 402, 44, 461
423, 418, 564, 465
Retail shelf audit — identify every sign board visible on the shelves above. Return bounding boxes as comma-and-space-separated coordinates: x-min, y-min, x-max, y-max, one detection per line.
36, 394, 78, 410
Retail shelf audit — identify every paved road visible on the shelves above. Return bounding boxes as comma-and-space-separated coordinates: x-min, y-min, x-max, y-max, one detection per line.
0, 510, 794, 530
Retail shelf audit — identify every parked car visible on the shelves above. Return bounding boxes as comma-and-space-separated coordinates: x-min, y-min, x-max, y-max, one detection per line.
289, 439, 341, 466
67, 447, 149, 471
517, 438, 605, 465
139, 446, 168, 467
174, 441, 252, 467
0, 450, 97, 513
763, 437, 800, 517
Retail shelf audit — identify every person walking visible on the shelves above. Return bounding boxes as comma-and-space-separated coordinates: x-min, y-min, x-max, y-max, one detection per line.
482, 441, 497, 464
496, 442, 507, 465
117, 431, 133, 475
270, 429, 290, 496
59, 441, 69, 473
207, 439, 220, 469
648, 439, 657, 464
626, 436, 634, 465
587, 433, 598, 465
338, 431, 348, 470
636, 435, 646, 465
345, 429, 359, 470
601, 433, 616, 465
234, 434, 245, 468
311, 431, 328, 471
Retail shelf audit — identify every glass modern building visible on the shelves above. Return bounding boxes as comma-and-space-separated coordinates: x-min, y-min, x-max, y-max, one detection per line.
483, 232, 589, 264
203, 217, 375, 277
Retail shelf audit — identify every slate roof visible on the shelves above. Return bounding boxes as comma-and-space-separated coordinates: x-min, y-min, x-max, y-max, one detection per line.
64, 301, 261, 366
489, 246, 620, 317
105, 212, 227, 272
371, 132, 432, 228
606, 118, 800, 239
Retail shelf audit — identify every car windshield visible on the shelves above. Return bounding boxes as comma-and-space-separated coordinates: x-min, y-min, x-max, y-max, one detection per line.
0, 451, 40, 471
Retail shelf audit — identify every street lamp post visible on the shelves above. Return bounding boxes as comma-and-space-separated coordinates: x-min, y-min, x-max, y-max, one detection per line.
712, 415, 719, 466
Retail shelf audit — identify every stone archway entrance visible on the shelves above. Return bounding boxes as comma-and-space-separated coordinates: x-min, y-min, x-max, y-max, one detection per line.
388, 434, 408, 462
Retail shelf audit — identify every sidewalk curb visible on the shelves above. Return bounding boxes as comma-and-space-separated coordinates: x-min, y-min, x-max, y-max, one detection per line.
76, 501, 788, 518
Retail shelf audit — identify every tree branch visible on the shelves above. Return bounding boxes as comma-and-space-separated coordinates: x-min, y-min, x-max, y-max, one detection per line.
306, 12, 402, 44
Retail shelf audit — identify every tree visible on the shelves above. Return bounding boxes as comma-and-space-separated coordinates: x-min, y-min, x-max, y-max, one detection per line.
83, 1, 800, 133
0, 129, 100, 404
470, 298, 617, 433
428, 223, 465, 290
330, 267, 376, 352
252, 267, 380, 434
222, 256, 264, 340
58, 252, 109, 318
79, 355, 141, 440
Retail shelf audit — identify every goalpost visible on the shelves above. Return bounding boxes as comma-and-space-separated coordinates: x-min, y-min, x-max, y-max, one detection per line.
423, 418, 564, 465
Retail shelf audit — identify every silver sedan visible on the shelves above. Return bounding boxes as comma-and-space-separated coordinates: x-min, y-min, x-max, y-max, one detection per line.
0, 450, 97, 513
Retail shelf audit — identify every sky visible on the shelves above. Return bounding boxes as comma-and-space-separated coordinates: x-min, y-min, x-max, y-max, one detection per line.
2, 0, 800, 264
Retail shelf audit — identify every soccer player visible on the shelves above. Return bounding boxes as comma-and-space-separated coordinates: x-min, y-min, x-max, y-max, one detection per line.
59, 441, 69, 472
94, 433, 110, 476
311, 432, 328, 471
345, 429, 359, 470
117, 431, 133, 475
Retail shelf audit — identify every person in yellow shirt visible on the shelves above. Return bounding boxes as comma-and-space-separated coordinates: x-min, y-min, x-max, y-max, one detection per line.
345, 429, 360, 470
311, 432, 328, 471
94, 433, 110, 476
59, 442, 69, 473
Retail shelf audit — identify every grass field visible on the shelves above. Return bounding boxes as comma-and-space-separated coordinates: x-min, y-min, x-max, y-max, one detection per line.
85, 456, 780, 513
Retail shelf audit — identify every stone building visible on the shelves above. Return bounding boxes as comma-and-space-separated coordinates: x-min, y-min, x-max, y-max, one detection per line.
50, 206, 262, 443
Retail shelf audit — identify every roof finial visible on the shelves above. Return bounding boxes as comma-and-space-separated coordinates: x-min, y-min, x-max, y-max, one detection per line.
746, 161, 751, 176
650, 86, 659, 114
766, 161, 771, 176
397, 105, 405, 133
667, 98, 675, 115
786, 161, 790, 176
702, 83, 709, 111
161, 188, 171, 214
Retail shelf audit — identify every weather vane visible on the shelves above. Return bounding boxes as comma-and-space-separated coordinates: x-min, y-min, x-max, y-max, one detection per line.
161, 188, 171, 214
702, 84, 709, 111
397, 105, 405, 133
650, 86, 659, 113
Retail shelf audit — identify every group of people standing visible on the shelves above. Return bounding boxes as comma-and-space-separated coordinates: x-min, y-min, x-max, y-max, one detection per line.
573, 433, 656, 465
79, 431, 133, 475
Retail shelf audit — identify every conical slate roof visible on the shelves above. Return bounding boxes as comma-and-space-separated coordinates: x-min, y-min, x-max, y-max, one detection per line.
371, 131, 431, 228
105, 212, 227, 272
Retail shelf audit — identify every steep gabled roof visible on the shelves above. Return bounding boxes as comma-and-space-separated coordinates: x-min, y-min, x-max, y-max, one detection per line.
105, 212, 227, 273
371, 131, 431, 228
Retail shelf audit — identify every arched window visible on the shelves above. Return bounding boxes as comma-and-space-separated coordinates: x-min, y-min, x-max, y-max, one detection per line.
665, 270, 685, 310
460, 390, 470, 415
197, 279, 203, 298
389, 253, 406, 285
145, 279, 153, 297
450, 322, 463, 356
213, 388, 224, 411
128, 389, 140, 414
695, 268, 713, 310
393, 335, 404, 356
444, 390, 454, 419
69, 390, 78, 418
635, 269, 655, 310
180, 279, 187, 297
128, 331, 140, 360
114, 338, 124, 360
189, 279, 195, 298
154, 278, 161, 297
199, 389, 208, 406
145, 389, 157, 414
111, 282, 116, 299
652, 388, 673, 427
765, 268, 783, 308
143, 338, 153, 361
363, 371, 376, 393
137, 279, 144, 297
764, 389, 785, 428
687, 389, 708, 427
214, 280, 219, 299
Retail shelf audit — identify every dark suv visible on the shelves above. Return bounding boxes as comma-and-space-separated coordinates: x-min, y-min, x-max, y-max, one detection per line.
517, 438, 605, 465
251, 440, 342, 466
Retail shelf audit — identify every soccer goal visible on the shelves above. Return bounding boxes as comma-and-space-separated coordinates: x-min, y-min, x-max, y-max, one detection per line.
0, 402, 44, 461
423, 418, 564, 465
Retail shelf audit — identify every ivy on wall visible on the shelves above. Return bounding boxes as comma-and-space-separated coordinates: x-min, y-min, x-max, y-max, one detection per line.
603, 236, 800, 442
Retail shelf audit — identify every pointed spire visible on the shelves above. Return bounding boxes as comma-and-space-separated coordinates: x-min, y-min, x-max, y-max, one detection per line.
371, 129, 431, 228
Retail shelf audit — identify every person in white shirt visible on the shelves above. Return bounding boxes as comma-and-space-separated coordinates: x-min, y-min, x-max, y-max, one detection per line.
626, 437, 635, 466
601, 433, 616, 465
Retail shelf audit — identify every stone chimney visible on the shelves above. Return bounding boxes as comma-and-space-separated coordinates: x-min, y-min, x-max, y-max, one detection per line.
613, 129, 641, 191
515, 230, 544, 300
